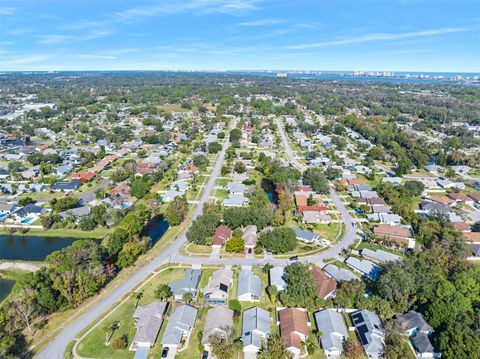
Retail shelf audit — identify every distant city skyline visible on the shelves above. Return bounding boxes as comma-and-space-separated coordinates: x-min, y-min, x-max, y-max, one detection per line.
1, 0, 479, 72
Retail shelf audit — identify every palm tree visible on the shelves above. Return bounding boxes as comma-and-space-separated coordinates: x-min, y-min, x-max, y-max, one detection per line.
133, 291, 143, 309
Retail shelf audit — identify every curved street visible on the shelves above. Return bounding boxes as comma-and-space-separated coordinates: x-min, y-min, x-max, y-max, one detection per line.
37, 117, 356, 359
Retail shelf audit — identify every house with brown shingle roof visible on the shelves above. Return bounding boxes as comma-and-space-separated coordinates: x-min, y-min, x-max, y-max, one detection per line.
373, 224, 415, 249
452, 222, 471, 232
468, 193, 480, 203
278, 308, 309, 357
211, 225, 231, 248
310, 267, 336, 299
429, 195, 454, 206
464, 232, 480, 244
448, 192, 473, 205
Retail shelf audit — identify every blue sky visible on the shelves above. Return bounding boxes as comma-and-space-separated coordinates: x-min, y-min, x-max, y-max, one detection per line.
1, 0, 479, 72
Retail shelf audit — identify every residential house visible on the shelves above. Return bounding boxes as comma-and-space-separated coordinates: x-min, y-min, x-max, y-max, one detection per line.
161, 304, 197, 351
161, 189, 183, 202
351, 310, 385, 359
59, 206, 91, 221
72, 172, 95, 184
395, 311, 440, 358
227, 182, 246, 195
429, 195, 454, 207
223, 193, 248, 207
345, 257, 381, 281
278, 308, 309, 358
310, 267, 336, 299
294, 228, 321, 245
242, 225, 257, 253
52, 179, 80, 192
448, 192, 473, 205
211, 225, 232, 249
269, 267, 286, 291
360, 249, 401, 264
436, 178, 465, 190
110, 182, 130, 198
314, 309, 348, 357
131, 301, 168, 349
168, 269, 202, 300
14, 204, 46, 222
367, 213, 402, 225
241, 307, 271, 355
373, 224, 415, 249
323, 264, 359, 282
237, 269, 262, 302
201, 306, 234, 352
203, 269, 233, 306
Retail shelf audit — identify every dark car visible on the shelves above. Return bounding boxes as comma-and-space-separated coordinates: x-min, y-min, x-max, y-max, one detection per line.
289, 255, 299, 261
162, 347, 169, 358
201, 351, 209, 359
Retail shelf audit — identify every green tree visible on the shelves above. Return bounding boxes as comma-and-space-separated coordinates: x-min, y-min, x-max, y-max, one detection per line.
129, 178, 150, 198
282, 262, 317, 308
302, 168, 329, 193
258, 227, 297, 254
208, 142, 222, 154
154, 284, 173, 301
166, 197, 188, 226
117, 241, 143, 268
225, 237, 245, 253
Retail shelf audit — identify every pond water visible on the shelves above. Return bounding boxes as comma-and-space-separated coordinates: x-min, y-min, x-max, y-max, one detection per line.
0, 215, 170, 300
0, 277, 15, 302
0, 235, 88, 261
144, 215, 170, 244
261, 178, 279, 205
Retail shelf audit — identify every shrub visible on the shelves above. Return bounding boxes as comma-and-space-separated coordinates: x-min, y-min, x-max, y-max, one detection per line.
111, 334, 128, 350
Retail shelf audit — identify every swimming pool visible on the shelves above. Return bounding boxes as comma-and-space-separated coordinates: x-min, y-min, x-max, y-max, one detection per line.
20, 217, 35, 224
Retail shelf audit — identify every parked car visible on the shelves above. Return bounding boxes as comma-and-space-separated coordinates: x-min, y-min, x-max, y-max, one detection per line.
201, 351, 209, 359
162, 347, 169, 358
289, 255, 299, 261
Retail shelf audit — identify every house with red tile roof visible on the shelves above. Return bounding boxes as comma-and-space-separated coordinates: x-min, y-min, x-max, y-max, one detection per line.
109, 182, 130, 197
72, 172, 95, 183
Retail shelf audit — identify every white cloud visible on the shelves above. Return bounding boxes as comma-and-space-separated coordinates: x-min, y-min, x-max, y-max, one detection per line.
288, 27, 468, 49
0, 55, 52, 68
114, 0, 260, 22
0, 7, 17, 15
238, 19, 284, 26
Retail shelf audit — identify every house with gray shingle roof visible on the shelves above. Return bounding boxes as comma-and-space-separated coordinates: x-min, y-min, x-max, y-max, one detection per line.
201, 306, 234, 351
131, 301, 168, 349
269, 266, 286, 290
351, 310, 384, 359
314, 309, 348, 357
203, 269, 233, 306
241, 307, 271, 354
168, 269, 202, 300
345, 257, 381, 281
237, 269, 262, 302
323, 264, 359, 282
161, 304, 197, 349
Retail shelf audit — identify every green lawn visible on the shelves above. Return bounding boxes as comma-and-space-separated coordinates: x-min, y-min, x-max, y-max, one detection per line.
75, 268, 185, 358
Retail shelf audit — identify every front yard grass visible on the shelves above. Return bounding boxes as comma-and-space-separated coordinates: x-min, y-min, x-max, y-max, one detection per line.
75, 268, 185, 359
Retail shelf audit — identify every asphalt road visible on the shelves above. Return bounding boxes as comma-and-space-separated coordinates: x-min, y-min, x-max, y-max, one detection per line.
37, 120, 237, 359
37, 117, 356, 358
